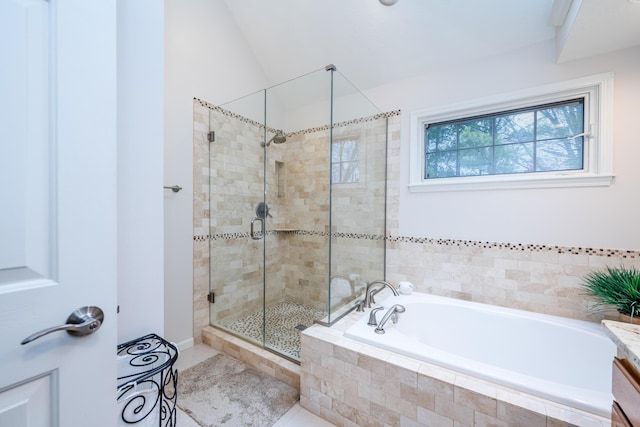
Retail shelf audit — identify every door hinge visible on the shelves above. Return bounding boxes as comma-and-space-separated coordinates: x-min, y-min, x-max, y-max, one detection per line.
207, 291, 215, 304
207, 131, 215, 142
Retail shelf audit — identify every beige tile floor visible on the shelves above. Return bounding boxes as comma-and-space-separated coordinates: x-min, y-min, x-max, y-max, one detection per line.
174, 344, 333, 427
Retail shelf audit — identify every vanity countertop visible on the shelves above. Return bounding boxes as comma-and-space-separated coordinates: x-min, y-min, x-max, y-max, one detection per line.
602, 320, 640, 372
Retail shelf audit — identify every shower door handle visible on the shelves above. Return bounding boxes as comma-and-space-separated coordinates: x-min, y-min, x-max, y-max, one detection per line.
250, 217, 264, 240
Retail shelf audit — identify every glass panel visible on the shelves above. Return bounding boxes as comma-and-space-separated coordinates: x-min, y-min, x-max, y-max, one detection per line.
331, 142, 341, 163
496, 111, 534, 144
495, 143, 534, 174
208, 90, 266, 350
331, 163, 341, 183
458, 119, 492, 149
458, 147, 492, 176
341, 140, 359, 161
426, 151, 457, 178
536, 103, 584, 140
536, 138, 584, 171
332, 140, 360, 184
426, 124, 457, 152
263, 68, 331, 360
341, 161, 359, 183
329, 69, 385, 324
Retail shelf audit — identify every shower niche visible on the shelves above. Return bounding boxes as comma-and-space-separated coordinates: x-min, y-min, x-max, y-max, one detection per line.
201, 65, 387, 362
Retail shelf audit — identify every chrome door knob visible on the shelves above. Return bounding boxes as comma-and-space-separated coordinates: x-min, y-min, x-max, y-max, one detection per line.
21, 306, 104, 345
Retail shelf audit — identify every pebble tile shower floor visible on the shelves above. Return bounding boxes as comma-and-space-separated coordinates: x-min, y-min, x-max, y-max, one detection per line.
221, 300, 327, 360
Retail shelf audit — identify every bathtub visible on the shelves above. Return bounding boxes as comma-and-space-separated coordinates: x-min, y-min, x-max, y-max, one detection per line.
344, 292, 616, 417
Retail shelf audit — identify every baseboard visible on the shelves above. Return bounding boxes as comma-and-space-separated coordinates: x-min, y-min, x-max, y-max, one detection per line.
175, 337, 194, 352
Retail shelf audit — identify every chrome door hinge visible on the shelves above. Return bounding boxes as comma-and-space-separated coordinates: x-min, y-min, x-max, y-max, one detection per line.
207, 131, 215, 142
207, 292, 215, 304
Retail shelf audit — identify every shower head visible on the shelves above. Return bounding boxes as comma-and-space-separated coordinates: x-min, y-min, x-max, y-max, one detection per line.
272, 131, 286, 144
261, 131, 286, 147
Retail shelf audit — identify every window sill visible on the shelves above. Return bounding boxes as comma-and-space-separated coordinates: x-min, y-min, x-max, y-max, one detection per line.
408, 173, 614, 193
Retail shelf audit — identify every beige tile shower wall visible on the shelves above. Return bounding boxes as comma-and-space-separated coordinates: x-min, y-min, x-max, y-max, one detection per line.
208, 107, 266, 325
331, 118, 388, 235
277, 131, 331, 310
330, 118, 387, 293
193, 102, 288, 341
283, 233, 330, 311
278, 131, 331, 232
385, 115, 401, 237
274, 117, 390, 312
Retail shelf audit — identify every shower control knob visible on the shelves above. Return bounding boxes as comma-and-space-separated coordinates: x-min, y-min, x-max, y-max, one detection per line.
255, 202, 272, 219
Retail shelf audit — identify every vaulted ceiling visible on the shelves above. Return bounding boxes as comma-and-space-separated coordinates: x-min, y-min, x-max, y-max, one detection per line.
223, 0, 640, 91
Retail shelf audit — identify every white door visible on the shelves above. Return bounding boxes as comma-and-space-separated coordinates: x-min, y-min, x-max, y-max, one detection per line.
0, 0, 118, 426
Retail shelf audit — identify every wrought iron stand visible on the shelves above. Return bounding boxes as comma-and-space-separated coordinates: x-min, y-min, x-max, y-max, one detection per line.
117, 334, 179, 426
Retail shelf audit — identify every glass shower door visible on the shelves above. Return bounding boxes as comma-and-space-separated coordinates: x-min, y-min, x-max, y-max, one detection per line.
208, 91, 267, 349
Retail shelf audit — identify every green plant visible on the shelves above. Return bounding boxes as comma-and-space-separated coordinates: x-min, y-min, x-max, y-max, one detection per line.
582, 265, 640, 319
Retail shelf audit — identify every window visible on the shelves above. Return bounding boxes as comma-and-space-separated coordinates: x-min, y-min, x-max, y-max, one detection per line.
426, 99, 585, 179
409, 73, 614, 192
332, 139, 359, 184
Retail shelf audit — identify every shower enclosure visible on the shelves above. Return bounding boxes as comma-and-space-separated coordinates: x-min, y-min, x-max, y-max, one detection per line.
206, 65, 387, 362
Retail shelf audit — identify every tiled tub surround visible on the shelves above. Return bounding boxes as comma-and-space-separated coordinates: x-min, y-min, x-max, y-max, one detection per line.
344, 292, 615, 418
300, 311, 612, 427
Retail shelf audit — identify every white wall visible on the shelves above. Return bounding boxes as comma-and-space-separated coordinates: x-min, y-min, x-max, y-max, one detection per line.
164, 0, 269, 347
366, 41, 640, 251
117, 0, 165, 343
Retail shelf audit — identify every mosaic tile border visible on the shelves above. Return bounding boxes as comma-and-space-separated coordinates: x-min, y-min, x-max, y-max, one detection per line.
193, 230, 386, 241
195, 97, 270, 133
194, 97, 400, 137
388, 235, 640, 258
194, 232, 640, 258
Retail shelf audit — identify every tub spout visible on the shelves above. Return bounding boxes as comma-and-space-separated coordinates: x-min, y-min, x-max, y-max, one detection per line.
374, 304, 406, 334
364, 280, 399, 308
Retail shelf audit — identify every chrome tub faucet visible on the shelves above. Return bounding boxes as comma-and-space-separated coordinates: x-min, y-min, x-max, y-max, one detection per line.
364, 280, 399, 309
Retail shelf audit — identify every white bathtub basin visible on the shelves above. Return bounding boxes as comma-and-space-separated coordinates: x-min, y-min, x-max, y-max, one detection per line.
344, 292, 615, 417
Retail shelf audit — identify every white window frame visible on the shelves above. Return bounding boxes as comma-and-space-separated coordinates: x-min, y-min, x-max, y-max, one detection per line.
409, 73, 614, 192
